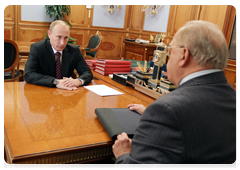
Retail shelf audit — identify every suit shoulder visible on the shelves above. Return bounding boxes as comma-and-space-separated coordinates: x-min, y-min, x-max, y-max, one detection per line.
66, 44, 80, 52
151, 88, 187, 108
31, 39, 48, 48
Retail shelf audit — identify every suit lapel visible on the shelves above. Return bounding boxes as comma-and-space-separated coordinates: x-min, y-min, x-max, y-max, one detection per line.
45, 39, 56, 77
62, 47, 70, 77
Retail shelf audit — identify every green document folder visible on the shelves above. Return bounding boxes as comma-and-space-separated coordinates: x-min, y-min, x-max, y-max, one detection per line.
95, 108, 141, 141
123, 59, 150, 68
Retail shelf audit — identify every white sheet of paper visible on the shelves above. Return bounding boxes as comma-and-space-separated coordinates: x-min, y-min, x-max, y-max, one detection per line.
84, 85, 123, 96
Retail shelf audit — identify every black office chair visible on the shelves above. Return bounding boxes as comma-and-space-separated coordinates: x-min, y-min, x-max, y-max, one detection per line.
80, 31, 103, 59
4, 39, 20, 82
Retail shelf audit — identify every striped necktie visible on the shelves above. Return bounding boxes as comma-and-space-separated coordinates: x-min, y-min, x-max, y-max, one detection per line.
55, 52, 62, 79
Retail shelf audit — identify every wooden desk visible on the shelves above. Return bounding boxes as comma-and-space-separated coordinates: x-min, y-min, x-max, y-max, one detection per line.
123, 40, 157, 61
4, 81, 151, 164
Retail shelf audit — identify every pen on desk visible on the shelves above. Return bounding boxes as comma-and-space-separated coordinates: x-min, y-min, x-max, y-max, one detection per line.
137, 62, 143, 71
137, 62, 141, 70
144, 60, 147, 72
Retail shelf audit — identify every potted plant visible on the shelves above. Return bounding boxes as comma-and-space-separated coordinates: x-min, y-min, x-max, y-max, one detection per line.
43, 5, 77, 45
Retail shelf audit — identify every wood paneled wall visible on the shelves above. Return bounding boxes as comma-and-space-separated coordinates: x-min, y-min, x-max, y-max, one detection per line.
4, 5, 170, 59
4, 5, 236, 89
4, 5, 235, 60
4, 5, 17, 40
166, 5, 236, 45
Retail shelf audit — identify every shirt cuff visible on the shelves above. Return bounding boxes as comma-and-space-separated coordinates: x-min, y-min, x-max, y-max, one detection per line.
77, 78, 84, 86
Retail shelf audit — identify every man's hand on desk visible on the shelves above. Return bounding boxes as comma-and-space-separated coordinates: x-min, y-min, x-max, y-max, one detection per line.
112, 132, 132, 159
127, 104, 146, 115
56, 79, 78, 90
62, 77, 82, 87
56, 77, 83, 90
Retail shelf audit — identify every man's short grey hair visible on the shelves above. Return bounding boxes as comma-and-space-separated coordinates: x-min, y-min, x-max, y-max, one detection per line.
49, 20, 70, 33
175, 20, 228, 70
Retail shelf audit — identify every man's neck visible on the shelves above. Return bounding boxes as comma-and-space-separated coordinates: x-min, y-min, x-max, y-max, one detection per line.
51, 46, 62, 54
179, 68, 221, 86
176, 60, 214, 86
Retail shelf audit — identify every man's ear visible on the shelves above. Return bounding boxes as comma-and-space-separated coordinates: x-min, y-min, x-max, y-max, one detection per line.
179, 48, 191, 67
47, 30, 51, 38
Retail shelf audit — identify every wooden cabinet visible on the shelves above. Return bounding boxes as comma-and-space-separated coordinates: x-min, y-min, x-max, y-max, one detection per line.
125, 51, 143, 61
123, 41, 157, 61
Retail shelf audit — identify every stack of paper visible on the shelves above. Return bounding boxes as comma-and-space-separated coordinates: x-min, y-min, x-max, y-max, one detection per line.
84, 84, 123, 96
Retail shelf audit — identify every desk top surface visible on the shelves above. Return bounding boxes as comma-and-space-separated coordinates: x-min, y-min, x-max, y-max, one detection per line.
4, 80, 151, 161
92, 71, 155, 104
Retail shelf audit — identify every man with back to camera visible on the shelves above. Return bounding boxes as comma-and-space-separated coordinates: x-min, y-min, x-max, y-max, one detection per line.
112, 20, 236, 163
24, 20, 93, 90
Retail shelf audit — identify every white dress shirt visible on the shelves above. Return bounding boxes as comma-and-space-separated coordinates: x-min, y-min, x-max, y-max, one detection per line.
51, 47, 63, 64
179, 69, 221, 86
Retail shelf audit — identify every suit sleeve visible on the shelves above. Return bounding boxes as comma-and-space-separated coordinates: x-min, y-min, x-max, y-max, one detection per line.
116, 101, 184, 164
24, 43, 55, 87
75, 49, 93, 86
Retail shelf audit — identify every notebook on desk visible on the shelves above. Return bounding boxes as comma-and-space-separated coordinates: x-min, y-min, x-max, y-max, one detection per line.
95, 108, 141, 141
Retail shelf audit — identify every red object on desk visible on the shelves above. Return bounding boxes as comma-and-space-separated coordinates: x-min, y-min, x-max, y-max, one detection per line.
86, 60, 97, 70
95, 69, 130, 76
96, 59, 132, 65
96, 63, 131, 68
96, 66, 131, 72
95, 59, 132, 75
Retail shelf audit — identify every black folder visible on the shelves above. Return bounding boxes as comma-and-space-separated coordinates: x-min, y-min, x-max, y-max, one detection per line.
95, 108, 141, 141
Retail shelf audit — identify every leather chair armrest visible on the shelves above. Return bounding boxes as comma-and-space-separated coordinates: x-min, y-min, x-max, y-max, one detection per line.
84, 48, 92, 51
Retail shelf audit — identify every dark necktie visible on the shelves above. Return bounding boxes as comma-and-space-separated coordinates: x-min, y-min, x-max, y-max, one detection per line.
55, 52, 62, 79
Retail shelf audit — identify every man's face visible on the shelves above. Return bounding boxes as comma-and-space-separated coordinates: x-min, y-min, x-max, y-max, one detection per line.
48, 24, 69, 51
166, 37, 183, 86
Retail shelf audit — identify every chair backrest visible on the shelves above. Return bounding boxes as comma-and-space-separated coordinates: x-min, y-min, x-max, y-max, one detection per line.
4, 39, 19, 72
86, 35, 101, 58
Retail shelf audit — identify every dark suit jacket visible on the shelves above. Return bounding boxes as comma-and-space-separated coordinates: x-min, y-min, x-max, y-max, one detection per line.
116, 71, 236, 164
24, 39, 93, 87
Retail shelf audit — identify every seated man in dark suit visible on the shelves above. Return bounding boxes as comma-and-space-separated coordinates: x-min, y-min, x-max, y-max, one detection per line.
113, 20, 236, 163
24, 20, 93, 90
